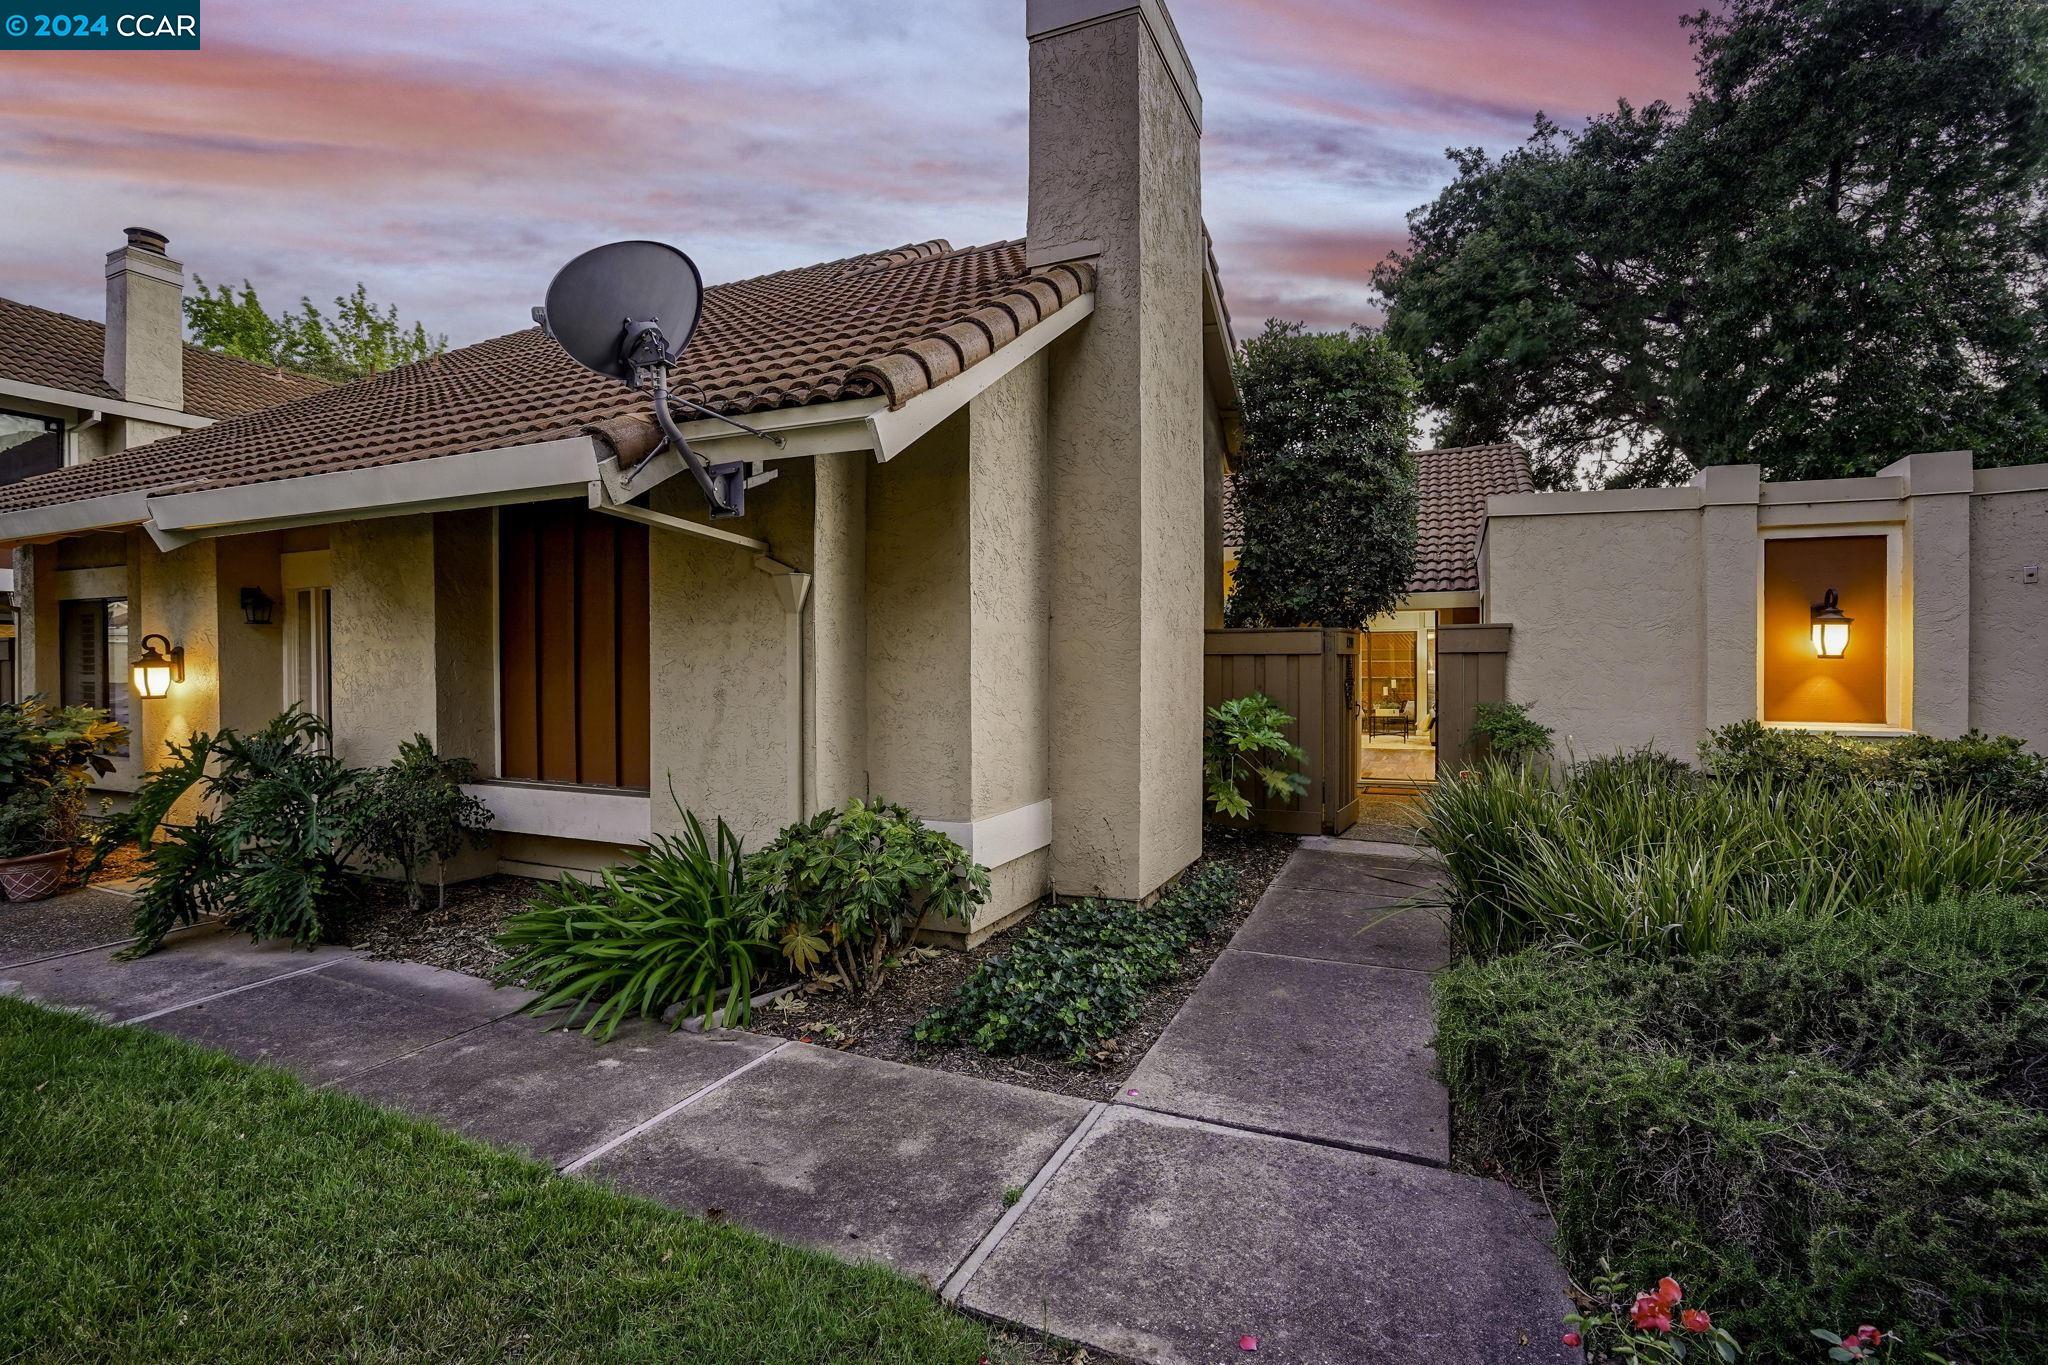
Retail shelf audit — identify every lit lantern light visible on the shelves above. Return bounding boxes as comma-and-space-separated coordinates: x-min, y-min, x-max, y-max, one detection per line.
131, 633, 185, 699
1810, 588, 1853, 659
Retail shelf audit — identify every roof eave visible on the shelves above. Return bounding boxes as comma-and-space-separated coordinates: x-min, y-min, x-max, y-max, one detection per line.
0, 376, 211, 431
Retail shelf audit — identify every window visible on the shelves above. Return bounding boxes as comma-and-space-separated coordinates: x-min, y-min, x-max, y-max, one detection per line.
1761, 532, 1897, 728
281, 550, 334, 739
0, 409, 63, 486
498, 502, 650, 789
59, 598, 131, 754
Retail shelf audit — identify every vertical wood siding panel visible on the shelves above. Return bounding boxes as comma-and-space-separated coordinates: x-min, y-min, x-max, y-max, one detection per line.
616, 523, 652, 791
576, 515, 619, 788
536, 508, 580, 783
498, 508, 540, 781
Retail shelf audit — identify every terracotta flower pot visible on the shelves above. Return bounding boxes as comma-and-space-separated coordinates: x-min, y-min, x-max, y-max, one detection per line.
0, 849, 71, 903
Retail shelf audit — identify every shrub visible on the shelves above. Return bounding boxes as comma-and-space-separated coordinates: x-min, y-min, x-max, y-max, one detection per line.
915, 864, 1238, 1062
1419, 757, 2048, 957
747, 798, 988, 995
1433, 896, 2048, 1363
1469, 700, 1553, 766
0, 699, 124, 864
496, 810, 769, 1036
1203, 693, 1309, 818
348, 735, 493, 910
1700, 720, 2048, 812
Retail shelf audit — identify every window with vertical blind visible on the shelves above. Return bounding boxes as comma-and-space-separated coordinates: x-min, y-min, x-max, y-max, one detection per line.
498, 502, 651, 789
58, 598, 131, 756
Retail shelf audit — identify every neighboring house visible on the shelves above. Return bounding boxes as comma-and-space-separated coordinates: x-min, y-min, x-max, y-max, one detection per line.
0, 0, 1239, 940
1481, 451, 2048, 758
0, 229, 328, 713
1222, 442, 1533, 783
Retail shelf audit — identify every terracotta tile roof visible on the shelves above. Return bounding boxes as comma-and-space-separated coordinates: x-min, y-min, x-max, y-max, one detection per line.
1221, 441, 1533, 596
0, 239, 1094, 516
0, 295, 332, 420
1410, 442, 1533, 593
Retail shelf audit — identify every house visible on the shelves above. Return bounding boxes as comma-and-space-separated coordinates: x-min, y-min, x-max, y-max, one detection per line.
1480, 452, 2048, 758
0, 230, 329, 710
0, 0, 1238, 941
1222, 441, 1533, 783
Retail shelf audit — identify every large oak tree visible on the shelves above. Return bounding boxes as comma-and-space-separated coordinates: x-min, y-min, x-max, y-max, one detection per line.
1375, 0, 2048, 489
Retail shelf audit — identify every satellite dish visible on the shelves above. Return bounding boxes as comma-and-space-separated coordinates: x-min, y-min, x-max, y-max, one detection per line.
534, 240, 781, 521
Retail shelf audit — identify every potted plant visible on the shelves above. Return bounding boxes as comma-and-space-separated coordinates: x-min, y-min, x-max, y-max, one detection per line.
0, 699, 124, 903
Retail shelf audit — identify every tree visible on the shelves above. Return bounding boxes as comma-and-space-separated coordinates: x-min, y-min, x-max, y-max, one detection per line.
185, 278, 448, 383
1225, 321, 1418, 629
1375, 0, 2048, 489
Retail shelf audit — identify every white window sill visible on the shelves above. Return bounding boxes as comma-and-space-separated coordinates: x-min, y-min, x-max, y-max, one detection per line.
1759, 721, 1915, 739
464, 781, 651, 845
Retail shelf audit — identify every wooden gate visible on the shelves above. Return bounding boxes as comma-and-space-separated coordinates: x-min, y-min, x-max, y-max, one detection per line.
1203, 628, 1361, 835
1434, 623, 1512, 772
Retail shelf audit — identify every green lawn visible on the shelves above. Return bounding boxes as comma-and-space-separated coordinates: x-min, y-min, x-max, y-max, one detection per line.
0, 997, 1026, 1364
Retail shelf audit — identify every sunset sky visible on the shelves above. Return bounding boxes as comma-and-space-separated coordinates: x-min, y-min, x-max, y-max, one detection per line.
0, 0, 1704, 348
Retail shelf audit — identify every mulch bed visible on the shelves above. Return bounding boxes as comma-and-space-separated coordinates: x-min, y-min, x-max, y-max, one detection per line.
744, 827, 1297, 1101
327, 876, 539, 979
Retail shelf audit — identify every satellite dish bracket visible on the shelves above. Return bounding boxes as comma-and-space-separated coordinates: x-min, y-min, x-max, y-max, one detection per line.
636, 363, 747, 519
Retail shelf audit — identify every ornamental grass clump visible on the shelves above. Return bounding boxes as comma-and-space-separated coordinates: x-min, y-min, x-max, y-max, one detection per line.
496, 810, 769, 1036
1420, 750, 2048, 958
915, 864, 1238, 1063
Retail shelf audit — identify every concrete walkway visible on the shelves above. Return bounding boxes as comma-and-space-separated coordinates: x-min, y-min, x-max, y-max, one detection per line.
2, 856, 1574, 1365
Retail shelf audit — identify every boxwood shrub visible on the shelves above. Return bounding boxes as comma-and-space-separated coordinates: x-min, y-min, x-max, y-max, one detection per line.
1434, 894, 2048, 1361
915, 864, 1238, 1063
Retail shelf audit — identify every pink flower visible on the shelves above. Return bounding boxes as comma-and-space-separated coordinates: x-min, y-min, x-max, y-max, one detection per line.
1561, 1330, 1582, 1348
1238, 1335, 1259, 1352
1655, 1277, 1684, 1309
1630, 1294, 1672, 1334
1681, 1309, 1712, 1333
1853, 1326, 1884, 1347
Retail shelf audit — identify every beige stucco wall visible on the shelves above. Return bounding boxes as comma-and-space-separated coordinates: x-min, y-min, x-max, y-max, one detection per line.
134, 538, 221, 816
1033, 4, 1205, 900
866, 413, 971, 819
212, 532, 284, 736
648, 463, 816, 849
432, 509, 497, 775
330, 515, 438, 769
809, 450, 867, 810
967, 354, 1053, 825
1484, 458, 2048, 760
1487, 508, 1707, 758
1969, 486, 2048, 742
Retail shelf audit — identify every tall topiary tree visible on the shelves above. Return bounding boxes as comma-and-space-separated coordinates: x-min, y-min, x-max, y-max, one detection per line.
1225, 321, 1418, 629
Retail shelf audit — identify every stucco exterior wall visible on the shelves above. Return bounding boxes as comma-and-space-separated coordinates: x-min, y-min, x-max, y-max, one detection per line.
432, 509, 497, 775
134, 538, 220, 817
1486, 508, 1707, 758
1969, 486, 2048, 743
648, 464, 815, 849
866, 413, 972, 820
968, 353, 1053, 824
1033, 5, 1204, 901
330, 515, 438, 769
810, 450, 868, 811
1484, 459, 2048, 760
211, 532, 285, 736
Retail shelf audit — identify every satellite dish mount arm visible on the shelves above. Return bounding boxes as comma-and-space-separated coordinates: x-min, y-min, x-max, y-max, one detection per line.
634, 359, 744, 518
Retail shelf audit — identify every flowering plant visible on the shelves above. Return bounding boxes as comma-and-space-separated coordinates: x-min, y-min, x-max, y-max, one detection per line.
1809, 1325, 1902, 1362
1562, 1267, 1739, 1363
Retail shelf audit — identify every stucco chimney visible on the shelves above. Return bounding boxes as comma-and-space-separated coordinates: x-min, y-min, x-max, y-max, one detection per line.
1027, 0, 1207, 899
103, 226, 184, 410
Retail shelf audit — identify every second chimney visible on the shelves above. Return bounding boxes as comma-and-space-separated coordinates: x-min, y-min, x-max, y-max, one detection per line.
104, 226, 185, 410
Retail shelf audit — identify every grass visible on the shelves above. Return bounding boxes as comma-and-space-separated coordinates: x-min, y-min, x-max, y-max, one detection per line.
1418, 755, 2048, 957
0, 997, 1025, 1364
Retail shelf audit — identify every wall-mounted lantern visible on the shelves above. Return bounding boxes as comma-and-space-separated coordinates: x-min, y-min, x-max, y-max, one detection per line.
131, 633, 185, 699
1810, 588, 1853, 659
239, 587, 275, 626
